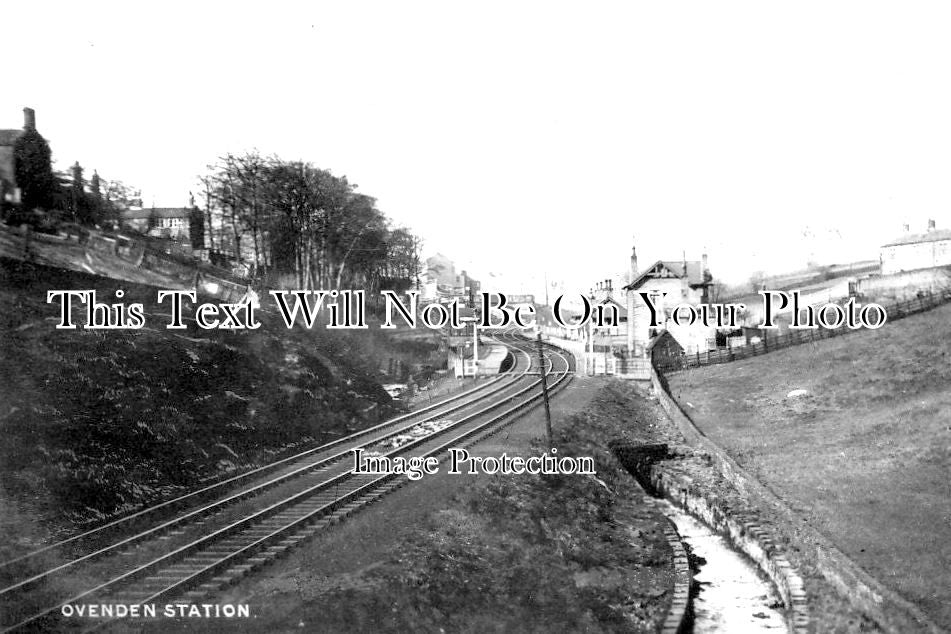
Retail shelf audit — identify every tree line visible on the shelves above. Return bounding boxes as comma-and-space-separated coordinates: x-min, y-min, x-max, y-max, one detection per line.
199, 151, 422, 292
6, 124, 423, 293
6, 124, 140, 228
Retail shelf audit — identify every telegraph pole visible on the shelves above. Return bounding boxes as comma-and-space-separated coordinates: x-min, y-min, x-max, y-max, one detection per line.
472, 319, 479, 369
536, 333, 553, 447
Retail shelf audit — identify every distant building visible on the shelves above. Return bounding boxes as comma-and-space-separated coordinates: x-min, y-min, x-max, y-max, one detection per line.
585, 279, 629, 350
425, 253, 457, 287
120, 205, 205, 249
0, 107, 36, 204
880, 220, 951, 275
422, 253, 480, 305
623, 240, 714, 355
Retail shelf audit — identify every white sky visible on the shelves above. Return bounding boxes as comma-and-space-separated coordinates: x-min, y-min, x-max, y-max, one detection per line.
5, 1, 951, 293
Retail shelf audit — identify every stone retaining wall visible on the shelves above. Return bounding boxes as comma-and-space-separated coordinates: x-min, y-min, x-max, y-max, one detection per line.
660, 519, 691, 634
647, 368, 809, 633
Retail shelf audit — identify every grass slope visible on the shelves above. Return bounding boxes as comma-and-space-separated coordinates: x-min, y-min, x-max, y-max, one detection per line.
0, 258, 434, 551
245, 386, 675, 633
668, 305, 951, 628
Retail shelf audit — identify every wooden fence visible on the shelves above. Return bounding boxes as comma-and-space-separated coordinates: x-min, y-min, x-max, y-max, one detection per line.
654, 289, 951, 374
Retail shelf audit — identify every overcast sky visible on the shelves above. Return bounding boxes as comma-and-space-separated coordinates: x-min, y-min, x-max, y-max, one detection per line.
5, 1, 951, 292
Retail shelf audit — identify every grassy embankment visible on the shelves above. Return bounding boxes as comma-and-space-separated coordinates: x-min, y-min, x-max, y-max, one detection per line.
0, 258, 441, 553
668, 303, 951, 628
277, 386, 676, 633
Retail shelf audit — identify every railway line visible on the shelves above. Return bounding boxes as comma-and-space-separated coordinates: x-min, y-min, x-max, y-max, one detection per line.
0, 331, 573, 632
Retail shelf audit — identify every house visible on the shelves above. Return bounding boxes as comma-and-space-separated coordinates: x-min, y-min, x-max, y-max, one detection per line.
120, 205, 203, 246
0, 107, 36, 204
585, 279, 630, 350
880, 220, 951, 275
622, 239, 715, 355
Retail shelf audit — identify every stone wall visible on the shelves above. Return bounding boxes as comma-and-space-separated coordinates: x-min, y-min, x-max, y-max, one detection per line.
857, 267, 951, 302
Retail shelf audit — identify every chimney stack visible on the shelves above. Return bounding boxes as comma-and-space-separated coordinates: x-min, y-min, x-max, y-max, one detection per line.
928, 219, 936, 232
702, 249, 709, 276
630, 235, 638, 279
681, 250, 689, 298
903, 223, 910, 233
23, 107, 35, 131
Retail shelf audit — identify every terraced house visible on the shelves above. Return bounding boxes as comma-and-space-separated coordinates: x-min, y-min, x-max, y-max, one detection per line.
880, 219, 951, 274
120, 205, 204, 245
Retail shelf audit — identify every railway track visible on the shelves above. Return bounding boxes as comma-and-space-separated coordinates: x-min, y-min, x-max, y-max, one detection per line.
0, 332, 573, 632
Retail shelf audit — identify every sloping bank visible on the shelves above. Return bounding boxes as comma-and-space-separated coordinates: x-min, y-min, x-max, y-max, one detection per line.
268, 388, 680, 633
611, 367, 944, 633
0, 259, 419, 547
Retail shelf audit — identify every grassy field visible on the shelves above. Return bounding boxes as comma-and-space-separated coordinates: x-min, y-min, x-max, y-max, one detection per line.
668, 303, 951, 628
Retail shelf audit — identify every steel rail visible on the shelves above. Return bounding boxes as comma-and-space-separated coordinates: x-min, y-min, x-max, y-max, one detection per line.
123, 345, 574, 614
4, 340, 570, 633
0, 345, 532, 600
0, 343, 516, 573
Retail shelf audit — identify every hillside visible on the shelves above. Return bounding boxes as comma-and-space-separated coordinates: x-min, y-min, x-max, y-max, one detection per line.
667, 303, 951, 628
724, 260, 879, 299
0, 258, 438, 552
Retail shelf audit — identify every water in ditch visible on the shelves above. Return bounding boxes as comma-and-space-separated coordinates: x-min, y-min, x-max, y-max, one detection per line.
658, 501, 787, 632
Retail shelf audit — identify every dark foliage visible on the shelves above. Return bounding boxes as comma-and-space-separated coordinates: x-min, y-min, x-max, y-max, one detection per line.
13, 129, 55, 210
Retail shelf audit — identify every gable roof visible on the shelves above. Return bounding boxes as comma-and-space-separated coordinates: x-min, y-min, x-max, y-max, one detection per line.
150, 207, 193, 218
882, 229, 951, 248
646, 330, 684, 354
120, 207, 193, 220
0, 129, 22, 146
623, 260, 709, 290
595, 296, 626, 312
120, 209, 151, 220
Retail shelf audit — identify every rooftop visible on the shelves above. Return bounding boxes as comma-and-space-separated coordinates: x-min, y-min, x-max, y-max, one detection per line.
0, 129, 22, 146
121, 207, 193, 220
882, 228, 951, 247
624, 259, 710, 290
